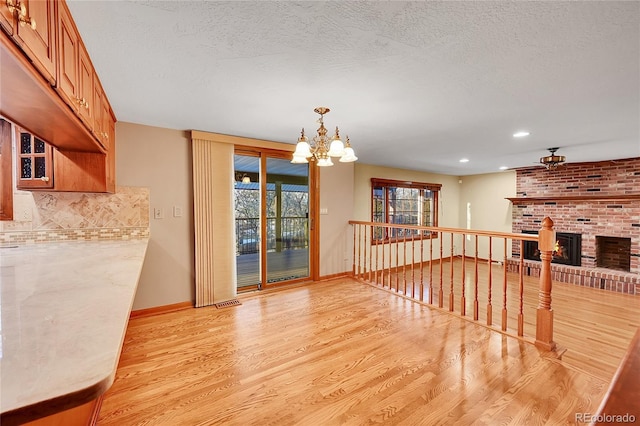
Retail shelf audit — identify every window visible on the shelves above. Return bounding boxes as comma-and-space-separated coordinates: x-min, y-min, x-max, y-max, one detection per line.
371, 178, 441, 241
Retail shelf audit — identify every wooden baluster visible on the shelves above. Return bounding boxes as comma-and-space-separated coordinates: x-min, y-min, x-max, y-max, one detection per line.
411, 231, 415, 299
388, 228, 392, 289
487, 236, 493, 326
381, 227, 385, 287
461, 234, 466, 316
362, 224, 368, 280
449, 233, 454, 312
403, 229, 407, 295
395, 230, 399, 292
373, 228, 377, 284
357, 224, 362, 278
501, 238, 508, 331
369, 226, 373, 283
536, 217, 557, 351
429, 233, 433, 304
439, 232, 444, 308
518, 240, 525, 336
420, 233, 424, 302
352, 224, 356, 277
474, 235, 479, 321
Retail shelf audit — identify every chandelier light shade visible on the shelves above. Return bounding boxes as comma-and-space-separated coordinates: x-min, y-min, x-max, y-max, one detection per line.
291, 107, 357, 166
539, 147, 566, 170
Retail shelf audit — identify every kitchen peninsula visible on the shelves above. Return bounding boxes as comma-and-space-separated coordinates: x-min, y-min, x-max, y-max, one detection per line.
0, 238, 148, 425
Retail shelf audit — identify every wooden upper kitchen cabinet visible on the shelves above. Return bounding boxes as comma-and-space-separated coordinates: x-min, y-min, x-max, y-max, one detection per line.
93, 76, 114, 152
0, 0, 16, 36
13, 0, 57, 85
1, 0, 57, 85
56, 1, 82, 112
76, 41, 94, 129
57, 0, 112, 150
0, 0, 117, 193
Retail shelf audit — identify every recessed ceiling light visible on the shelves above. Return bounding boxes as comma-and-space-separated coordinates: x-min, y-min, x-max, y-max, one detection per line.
513, 131, 530, 138
499, 166, 508, 170
459, 158, 469, 163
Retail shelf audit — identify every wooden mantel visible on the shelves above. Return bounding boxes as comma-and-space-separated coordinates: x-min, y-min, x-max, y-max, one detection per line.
507, 195, 640, 204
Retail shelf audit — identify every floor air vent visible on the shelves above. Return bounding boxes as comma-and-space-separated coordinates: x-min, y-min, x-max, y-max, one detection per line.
214, 299, 242, 309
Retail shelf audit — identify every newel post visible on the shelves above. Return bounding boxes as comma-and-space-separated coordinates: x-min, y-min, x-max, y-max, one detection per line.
535, 217, 557, 351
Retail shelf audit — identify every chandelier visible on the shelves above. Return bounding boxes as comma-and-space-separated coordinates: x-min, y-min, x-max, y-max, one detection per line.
539, 147, 566, 170
291, 107, 357, 166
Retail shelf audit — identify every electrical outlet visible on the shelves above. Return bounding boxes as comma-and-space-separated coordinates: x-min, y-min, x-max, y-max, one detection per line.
173, 206, 183, 217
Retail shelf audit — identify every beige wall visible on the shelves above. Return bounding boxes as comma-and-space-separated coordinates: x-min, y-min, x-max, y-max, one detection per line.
116, 122, 194, 310
319, 163, 355, 277
458, 171, 516, 260
458, 171, 515, 231
114, 122, 518, 309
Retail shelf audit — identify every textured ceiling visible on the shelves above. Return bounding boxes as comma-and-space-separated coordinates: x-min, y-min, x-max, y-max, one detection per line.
67, 1, 639, 175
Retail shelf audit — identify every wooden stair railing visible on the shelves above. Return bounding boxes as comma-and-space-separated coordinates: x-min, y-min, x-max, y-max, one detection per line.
592, 326, 640, 424
348, 217, 557, 349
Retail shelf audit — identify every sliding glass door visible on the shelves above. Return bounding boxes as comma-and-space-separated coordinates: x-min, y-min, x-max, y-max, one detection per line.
234, 151, 310, 290
234, 154, 261, 289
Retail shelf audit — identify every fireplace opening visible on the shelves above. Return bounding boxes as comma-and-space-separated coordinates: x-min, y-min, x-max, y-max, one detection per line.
522, 231, 582, 266
596, 236, 631, 272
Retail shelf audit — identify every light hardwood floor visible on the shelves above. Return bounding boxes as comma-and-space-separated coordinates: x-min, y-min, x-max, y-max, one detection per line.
98, 265, 640, 425
372, 259, 640, 380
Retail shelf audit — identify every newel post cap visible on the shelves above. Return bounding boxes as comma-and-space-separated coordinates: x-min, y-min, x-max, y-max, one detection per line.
538, 217, 556, 252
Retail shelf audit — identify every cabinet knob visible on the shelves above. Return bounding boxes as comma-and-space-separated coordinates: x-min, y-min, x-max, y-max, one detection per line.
75, 97, 89, 109
5, 0, 19, 14
9, 1, 36, 30
18, 13, 35, 31
40, 176, 50, 182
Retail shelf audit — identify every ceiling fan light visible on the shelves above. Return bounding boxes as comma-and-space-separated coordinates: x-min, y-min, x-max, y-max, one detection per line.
539, 148, 566, 169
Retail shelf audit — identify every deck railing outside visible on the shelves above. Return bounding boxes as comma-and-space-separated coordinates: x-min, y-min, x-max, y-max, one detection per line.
348, 217, 557, 350
236, 217, 308, 254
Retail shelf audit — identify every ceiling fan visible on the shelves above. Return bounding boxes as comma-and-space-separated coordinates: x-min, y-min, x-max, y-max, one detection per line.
539, 147, 566, 170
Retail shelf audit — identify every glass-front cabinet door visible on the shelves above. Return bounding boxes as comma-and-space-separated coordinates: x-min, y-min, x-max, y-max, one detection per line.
16, 127, 53, 189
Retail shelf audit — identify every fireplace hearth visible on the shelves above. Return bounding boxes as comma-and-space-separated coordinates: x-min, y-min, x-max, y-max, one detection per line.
522, 231, 582, 267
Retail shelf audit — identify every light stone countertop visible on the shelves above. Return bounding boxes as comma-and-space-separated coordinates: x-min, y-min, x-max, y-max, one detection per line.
0, 238, 149, 424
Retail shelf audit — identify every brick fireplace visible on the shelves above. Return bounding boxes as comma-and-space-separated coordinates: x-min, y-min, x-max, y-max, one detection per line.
508, 157, 640, 295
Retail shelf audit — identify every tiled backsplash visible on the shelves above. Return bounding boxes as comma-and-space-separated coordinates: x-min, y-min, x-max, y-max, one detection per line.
0, 186, 150, 244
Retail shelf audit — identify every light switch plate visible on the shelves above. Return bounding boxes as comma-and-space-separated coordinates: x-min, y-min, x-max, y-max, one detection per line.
153, 208, 163, 219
